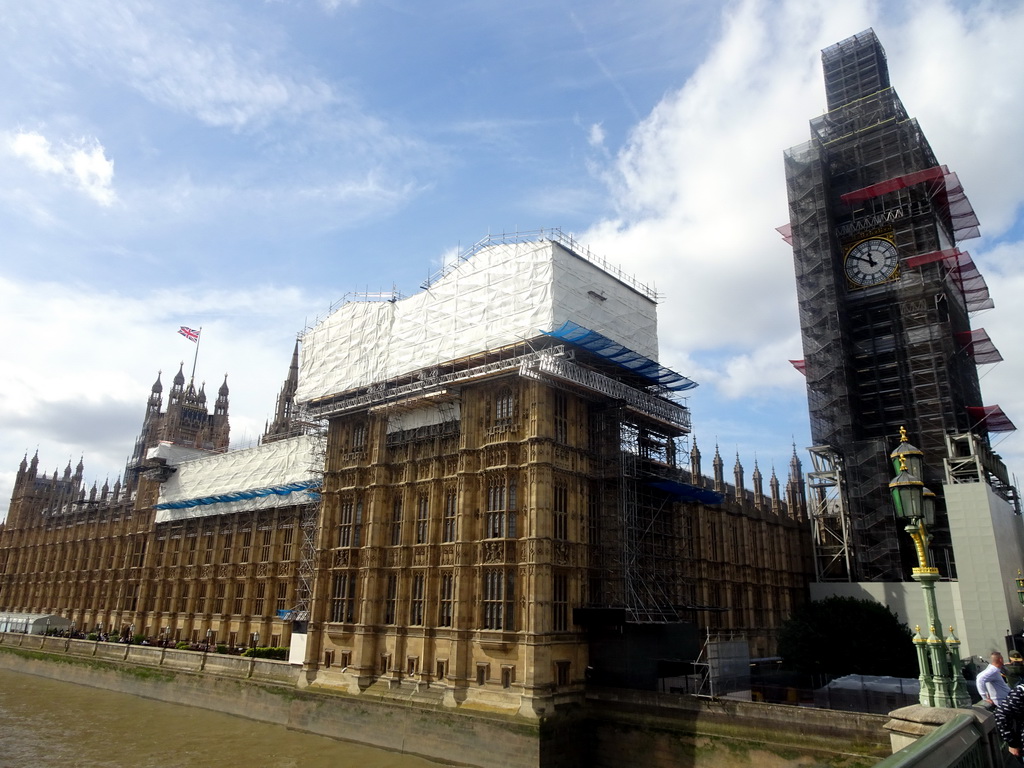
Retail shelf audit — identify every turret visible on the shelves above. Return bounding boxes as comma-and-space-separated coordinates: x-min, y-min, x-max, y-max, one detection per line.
147, 372, 163, 416
215, 374, 229, 417
752, 460, 764, 509
169, 362, 186, 405
265, 342, 299, 442
712, 445, 724, 493
786, 443, 806, 521
15, 454, 28, 488
689, 439, 702, 482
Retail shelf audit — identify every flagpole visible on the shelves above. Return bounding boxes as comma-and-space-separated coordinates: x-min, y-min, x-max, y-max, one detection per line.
190, 326, 202, 382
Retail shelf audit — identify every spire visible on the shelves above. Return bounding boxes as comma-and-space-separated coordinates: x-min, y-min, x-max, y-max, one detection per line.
712, 444, 724, 493
264, 341, 300, 443
769, 466, 781, 512
733, 452, 744, 501
152, 371, 163, 394
788, 440, 803, 483
786, 444, 807, 522
689, 438, 702, 481
215, 374, 229, 417
752, 459, 764, 508
169, 362, 186, 406
198, 381, 207, 404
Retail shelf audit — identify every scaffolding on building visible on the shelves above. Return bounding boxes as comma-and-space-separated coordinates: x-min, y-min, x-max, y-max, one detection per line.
785, 30, 1011, 582
582, 390, 697, 625
290, 417, 326, 624
805, 446, 852, 582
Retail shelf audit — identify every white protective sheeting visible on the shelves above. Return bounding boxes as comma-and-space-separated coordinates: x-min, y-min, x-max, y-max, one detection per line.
154, 434, 318, 524
146, 442, 214, 465
297, 239, 658, 404
386, 402, 461, 434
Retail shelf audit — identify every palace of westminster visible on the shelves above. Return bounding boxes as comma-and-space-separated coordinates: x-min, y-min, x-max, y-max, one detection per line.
1, 30, 1021, 720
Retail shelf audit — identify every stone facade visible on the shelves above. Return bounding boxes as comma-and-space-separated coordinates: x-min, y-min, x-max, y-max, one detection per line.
0, 236, 814, 717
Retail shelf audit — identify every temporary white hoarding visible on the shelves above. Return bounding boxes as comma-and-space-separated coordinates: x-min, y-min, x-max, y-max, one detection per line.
297, 239, 658, 405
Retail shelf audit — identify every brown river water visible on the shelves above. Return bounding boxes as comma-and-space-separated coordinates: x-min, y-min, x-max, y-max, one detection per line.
0, 666, 445, 768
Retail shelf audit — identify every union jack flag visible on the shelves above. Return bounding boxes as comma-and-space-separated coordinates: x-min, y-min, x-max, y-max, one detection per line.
178, 326, 200, 342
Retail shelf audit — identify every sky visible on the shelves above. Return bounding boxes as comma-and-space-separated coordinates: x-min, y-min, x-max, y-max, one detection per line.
2, 0, 1024, 520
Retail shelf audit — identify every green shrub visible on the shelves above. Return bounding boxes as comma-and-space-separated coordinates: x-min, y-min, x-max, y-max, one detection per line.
175, 641, 191, 650
241, 646, 288, 660
87, 633, 98, 641
216, 644, 229, 654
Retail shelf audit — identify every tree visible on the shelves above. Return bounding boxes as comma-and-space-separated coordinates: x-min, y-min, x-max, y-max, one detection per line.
777, 596, 918, 678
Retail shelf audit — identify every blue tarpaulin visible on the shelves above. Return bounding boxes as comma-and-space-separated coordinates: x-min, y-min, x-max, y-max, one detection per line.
542, 321, 697, 391
154, 479, 321, 511
646, 478, 723, 505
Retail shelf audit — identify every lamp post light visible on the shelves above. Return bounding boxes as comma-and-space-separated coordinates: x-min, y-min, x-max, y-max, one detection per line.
889, 427, 970, 708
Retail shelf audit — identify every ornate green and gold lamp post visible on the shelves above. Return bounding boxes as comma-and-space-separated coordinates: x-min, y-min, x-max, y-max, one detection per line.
889, 427, 970, 708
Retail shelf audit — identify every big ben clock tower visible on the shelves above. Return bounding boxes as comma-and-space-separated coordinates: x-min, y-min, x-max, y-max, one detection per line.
783, 29, 1015, 583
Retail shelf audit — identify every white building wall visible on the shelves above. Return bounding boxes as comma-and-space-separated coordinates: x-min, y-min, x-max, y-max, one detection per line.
944, 481, 1024, 660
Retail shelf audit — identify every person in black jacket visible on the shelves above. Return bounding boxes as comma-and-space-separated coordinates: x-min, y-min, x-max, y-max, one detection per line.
995, 683, 1024, 761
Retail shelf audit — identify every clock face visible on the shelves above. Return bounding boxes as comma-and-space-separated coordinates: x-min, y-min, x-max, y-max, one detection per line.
844, 238, 900, 287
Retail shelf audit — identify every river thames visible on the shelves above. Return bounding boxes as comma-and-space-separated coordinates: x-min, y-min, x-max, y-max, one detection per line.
0, 666, 445, 767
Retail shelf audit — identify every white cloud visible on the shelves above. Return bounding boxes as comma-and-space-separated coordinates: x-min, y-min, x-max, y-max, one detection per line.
587, 123, 606, 149
8, 130, 116, 206
13, 1, 336, 131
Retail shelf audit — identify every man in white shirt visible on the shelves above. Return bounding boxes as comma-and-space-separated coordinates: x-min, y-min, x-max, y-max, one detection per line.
977, 651, 1011, 707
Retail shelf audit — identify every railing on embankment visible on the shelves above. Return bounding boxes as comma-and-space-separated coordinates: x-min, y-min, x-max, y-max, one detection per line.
0, 631, 300, 686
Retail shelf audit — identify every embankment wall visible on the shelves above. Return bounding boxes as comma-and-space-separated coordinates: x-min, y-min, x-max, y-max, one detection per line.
0, 633, 890, 768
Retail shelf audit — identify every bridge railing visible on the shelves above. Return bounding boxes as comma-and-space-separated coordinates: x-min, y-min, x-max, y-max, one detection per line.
875, 712, 1004, 768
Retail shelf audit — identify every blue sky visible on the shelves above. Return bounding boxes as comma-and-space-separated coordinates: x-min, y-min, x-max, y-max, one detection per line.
3, 0, 1024, 519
